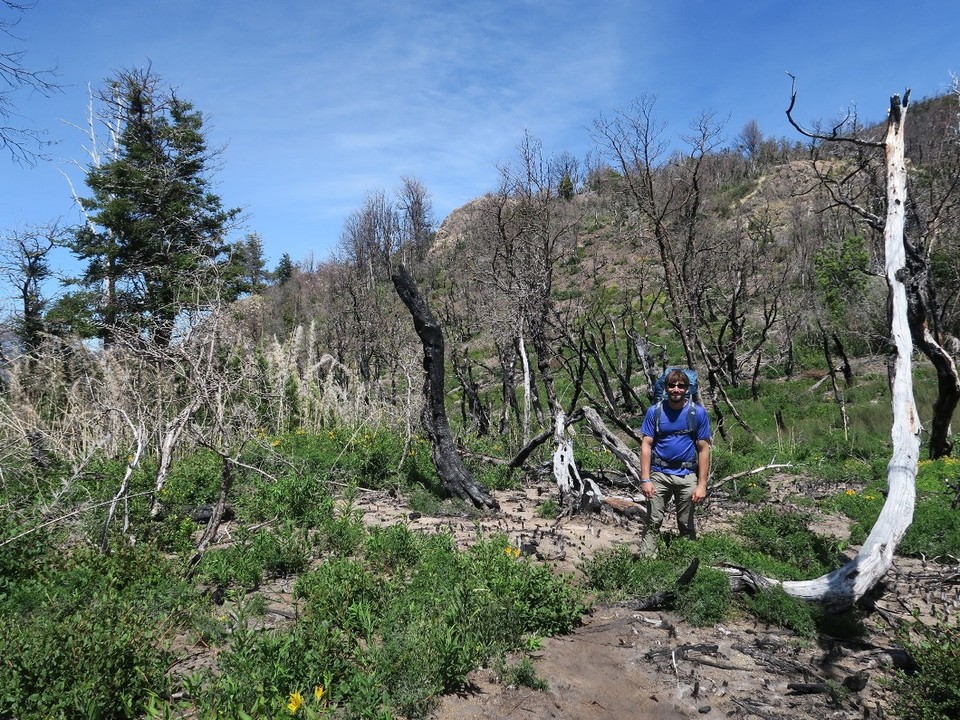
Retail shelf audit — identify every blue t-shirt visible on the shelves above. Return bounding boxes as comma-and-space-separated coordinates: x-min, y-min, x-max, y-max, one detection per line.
640, 401, 711, 476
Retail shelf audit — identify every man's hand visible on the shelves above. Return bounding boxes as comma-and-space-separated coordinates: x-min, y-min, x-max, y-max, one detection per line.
641, 479, 656, 499
691, 483, 708, 504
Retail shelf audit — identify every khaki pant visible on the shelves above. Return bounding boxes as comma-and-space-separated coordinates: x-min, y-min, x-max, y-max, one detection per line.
638, 470, 698, 556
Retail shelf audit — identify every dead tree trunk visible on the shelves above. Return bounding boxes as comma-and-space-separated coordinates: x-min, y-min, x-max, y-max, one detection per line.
903, 241, 960, 458
778, 91, 919, 611
392, 264, 498, 510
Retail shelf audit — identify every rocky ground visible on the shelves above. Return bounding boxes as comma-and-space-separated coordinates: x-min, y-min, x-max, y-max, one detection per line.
345, 474, 959, 720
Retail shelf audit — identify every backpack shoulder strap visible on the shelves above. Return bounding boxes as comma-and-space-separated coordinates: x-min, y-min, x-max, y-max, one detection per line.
654, 400, 700, 437
686, 402, 698, 438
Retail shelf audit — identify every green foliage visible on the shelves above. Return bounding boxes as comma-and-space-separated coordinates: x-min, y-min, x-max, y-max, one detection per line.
715, 178, 760, 218
675, 566, 731, 626
814, 234, 870, 325
0, 545, 198, 720
160, 449, 224, 508
735, 507, 841, 577
580, 545, 730, 625
916, 456, 960, 493
187, 531, 584, 718
900, 499, 960, 558
0, 514, 52, 599
460, 434, 521, 492
66, 66, 242, 345
195, 520, 313, 590
269, 428, 440, 496
536, 498, 560, 519
582, 522, 849, 632
892, 619, 960, 720
498, 656, 549, 690
822, 458, 960, 557
741, 586, 818, 638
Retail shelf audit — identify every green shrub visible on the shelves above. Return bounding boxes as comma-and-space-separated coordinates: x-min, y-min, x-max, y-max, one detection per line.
184, 530, 583, 719
900, 499, 960, 558
676, 566, 731, 626
735, 507, 841, 577
0, 545, 197, 720
243, 471, 337, 528
498, 656, 548, 691
0, 514, 52, 598
741, 586, 818, 638
161, 449, 224, 508
823, 459, 960, 558
581, 546, 732, 626
536, 498, 560, 519
917, 456, 960, 493
821, 486, 884, 545
892, 619, 960, 720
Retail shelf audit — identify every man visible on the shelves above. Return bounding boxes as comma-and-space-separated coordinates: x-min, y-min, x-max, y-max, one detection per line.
638, 368, 712, 556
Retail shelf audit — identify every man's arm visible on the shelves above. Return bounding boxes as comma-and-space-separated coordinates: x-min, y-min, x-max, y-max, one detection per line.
692, 438, 711, 503
640, 435, 655, 498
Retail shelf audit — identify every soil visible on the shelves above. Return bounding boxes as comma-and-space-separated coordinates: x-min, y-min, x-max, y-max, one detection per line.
351, 474, 957, 720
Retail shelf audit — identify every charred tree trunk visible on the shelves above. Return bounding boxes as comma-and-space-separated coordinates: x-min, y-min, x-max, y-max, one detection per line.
392, 264, 498, 509
821, 329, 849, 440
902, 236, 960, 458
496, 338, 521, 435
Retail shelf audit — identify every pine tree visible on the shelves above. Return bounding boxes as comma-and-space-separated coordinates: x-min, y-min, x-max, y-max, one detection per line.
66, 67, 241, 346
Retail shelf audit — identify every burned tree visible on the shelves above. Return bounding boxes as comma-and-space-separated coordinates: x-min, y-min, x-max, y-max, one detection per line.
751, 86, 921, 610
391, 263, 498, 510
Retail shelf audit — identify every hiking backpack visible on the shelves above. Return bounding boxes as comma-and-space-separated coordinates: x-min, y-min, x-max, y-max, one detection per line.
650, 367, 701, 471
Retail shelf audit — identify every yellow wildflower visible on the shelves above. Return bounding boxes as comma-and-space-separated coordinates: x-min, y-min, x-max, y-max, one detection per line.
271, 438, 282, 448
505, 547, 513, 557
845, 489, 856, 496
314, 685, 325, 702
287, 690, 304, 715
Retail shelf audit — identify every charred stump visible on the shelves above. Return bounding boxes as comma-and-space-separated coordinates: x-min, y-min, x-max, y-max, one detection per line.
392, 264, 498, 510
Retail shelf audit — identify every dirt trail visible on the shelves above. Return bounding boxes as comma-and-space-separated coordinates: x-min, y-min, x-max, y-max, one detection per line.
351, 479, 956, 720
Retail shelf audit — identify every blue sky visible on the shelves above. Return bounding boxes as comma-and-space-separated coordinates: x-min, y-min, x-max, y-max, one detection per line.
2, 0, 957, 279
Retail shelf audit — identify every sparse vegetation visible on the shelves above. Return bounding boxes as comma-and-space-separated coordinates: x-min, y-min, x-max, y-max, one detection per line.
3, 79, 960, 719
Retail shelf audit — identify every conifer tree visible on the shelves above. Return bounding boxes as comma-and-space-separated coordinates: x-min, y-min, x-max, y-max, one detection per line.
66, 67, 241, 347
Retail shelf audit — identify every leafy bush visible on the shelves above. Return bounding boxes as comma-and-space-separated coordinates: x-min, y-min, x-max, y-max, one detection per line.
824, 459, 960, 558
0, 545, 198, 720
892, 619, 960, 720
580, 545, 732, 626
536, 498, 560, 519
676, 566, 731, 626
187, 531, 584, 719
741, 585, 818, 638
498, 656, 548, 691
900, 500, 960, 558
735, 507, 842, 577
822, 486, 884, 544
